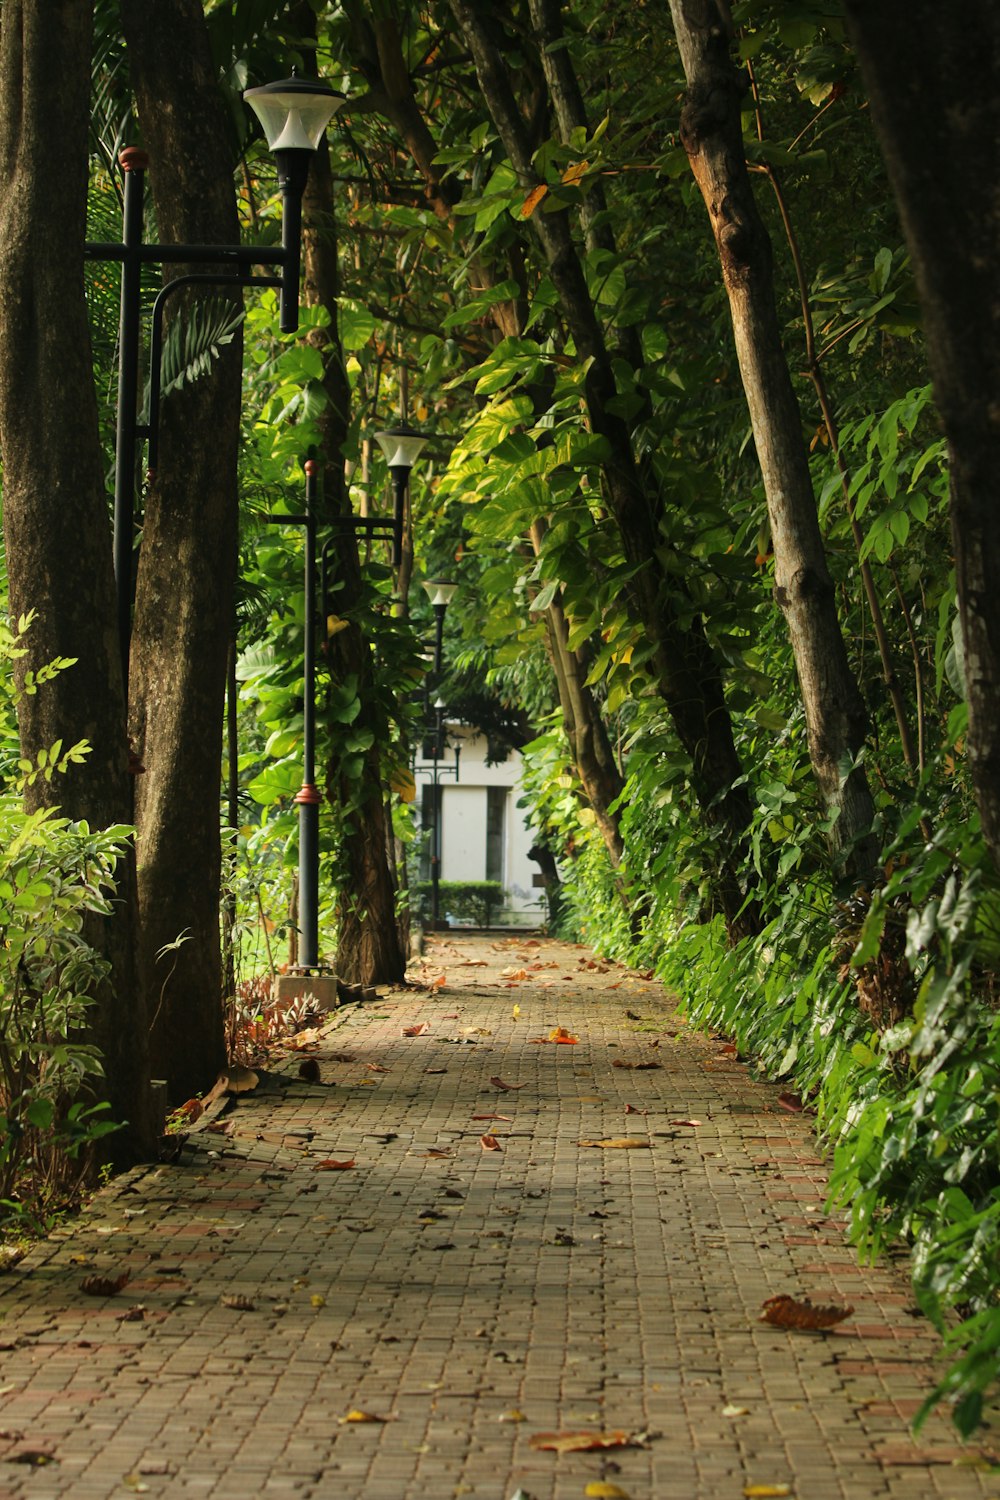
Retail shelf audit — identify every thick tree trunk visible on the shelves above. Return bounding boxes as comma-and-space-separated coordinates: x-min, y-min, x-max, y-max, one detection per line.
450, 0, 759, 938
842, 1, 1000, 873
297, 35, 409, 987
0, 0, 153, 1155
121, 0, 242, 1099
668, 0, 880, 884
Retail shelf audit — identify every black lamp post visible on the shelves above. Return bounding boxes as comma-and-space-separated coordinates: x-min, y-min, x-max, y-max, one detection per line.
264, 459, 321, 970
413, 580, 460, 929
84, 75, 345, 686
374, 424, 428, 568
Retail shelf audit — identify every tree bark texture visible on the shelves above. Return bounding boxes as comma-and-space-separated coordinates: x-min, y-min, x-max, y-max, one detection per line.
668, 0, 880, 883
300, 108, 408, 987
121, 0, 242, 1099
529, 524, 626, 867
842, 1, 1000, 873
449, 0, 759, 937
0, 0, 153, 1153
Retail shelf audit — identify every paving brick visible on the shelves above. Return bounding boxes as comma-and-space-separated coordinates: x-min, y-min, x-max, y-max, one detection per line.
1, 934, 998, 1498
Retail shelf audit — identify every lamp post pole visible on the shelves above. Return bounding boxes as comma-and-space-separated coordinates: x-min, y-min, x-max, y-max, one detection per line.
415, 581, 459, 929
84, 75, 345, 690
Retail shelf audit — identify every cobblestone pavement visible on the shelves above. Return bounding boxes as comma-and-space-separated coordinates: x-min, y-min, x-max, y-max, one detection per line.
1, 934, 998, 1500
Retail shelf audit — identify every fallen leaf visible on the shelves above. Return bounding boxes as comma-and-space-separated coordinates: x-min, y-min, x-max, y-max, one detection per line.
669, 1118, 702, 1127
498, 1409, 526, 1423
578, 1138, 651, 1149
177, 1097, 203, 1123
220, 1064, 259, 1093
80, 1271, 130, 1296
367, 1062, 389, 1072
776, 1092, 804, 1113
743, 1487, 791, 1498
760, 1295, 853, 1331
310, 1294, 326, 1308
489, 1076, 526, 1090
284, 1029, 322, 1052
425, 1067, 448, 1075
529, 1429, 641, 1454
722, 1403, 750, 1417
623, 1103, 645, 1115
403, 1022, 430, 1037
429, 975, 447, 990
418, 1148, 451, 1158
480, 1135, 503, 1151
117, 1305, 147, 1323
9, 1450, 57, 1466
123, 1476, 149, 1493
472, 1114, 513, 1122
339, 1410, 389, 1424
501, 967, 529, 980
612, 1059, 661, 1070
548, 1026, 578, 1044
585, 1485, 631, 1499
314, 1159, 355, 1171
512, 1004, 521, 1020
220, 1294, 256, 1311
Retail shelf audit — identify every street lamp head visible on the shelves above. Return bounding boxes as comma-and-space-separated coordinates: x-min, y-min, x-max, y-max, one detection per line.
243, 74, 345, 154
423, 578, 457, 610
374, 423, 428, 473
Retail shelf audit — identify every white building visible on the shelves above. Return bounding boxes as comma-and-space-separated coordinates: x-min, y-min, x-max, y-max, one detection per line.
412, 723, 544, 928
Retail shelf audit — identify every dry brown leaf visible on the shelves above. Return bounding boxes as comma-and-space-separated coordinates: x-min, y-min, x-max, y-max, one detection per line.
612, 1059, 661, 1070
220, 1293, 256, 1311
221, 1065, 259, 1093
284, 1028, 323, 1051
177, 1097, 203, 1123
548, 1026, 578, 1044
80, 1271, 130, 1296
624, 1103, 645, 1115
480, 1134, 503, 1151
116, 1305, 147, 1323
367, 1062, 389, 1072
521, 182, 548, 217
578, 1138, 651, 1150
314, 1159, 355, 1171
472, 1113, 513, 1122
418, 1148, 451, 1158
529, 1429, 638, 1454
489, 1076, 526, 1090
669, 1118, 703, 1127
501, 967, 529, 980
429, 975, 447, 991
760, 1294, 853, 1330
403, 1022, 430, 1037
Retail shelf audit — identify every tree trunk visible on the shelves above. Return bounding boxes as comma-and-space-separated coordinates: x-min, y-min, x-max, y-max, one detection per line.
297, 22, 408, 986
0, 0, 153, 1156
668, 0, 880, 884
121, 0, 242, 1099
449, 0, 759, 938
842, 1, 1000, 872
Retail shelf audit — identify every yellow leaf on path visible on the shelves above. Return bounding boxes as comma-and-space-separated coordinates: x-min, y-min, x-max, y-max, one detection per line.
585, 1485, 631, 1499
512, 1004, 521, 1020
339, 1410, 389, 1424
310, 1294, 326, 1308
498, 1409, 527, 1423
578, 1138, 651, 1149
743, 1487, 792, 1498
529, 1430, 636, 1454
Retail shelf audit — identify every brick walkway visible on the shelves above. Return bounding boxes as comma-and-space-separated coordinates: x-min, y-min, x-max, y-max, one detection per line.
1, 934, 998, 1500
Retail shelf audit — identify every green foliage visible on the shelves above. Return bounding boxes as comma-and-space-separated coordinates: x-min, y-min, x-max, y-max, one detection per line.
413, 880, 507, 929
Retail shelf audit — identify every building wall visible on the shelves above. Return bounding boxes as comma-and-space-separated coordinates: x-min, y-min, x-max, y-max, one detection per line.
413, 726, 544, 927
